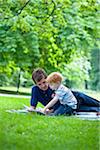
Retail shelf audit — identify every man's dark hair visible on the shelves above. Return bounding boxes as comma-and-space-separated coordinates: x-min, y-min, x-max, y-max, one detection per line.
32, 68, 47, 83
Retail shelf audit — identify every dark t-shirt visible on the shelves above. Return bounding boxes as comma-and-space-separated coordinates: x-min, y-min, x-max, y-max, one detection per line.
30, 85, 54, 107
30, 85, 60, 110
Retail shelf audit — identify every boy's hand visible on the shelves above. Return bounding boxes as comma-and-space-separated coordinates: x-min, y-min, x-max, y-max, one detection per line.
46, 109, 54, 114
42, 108, 53, 114
41, 108, 46, 113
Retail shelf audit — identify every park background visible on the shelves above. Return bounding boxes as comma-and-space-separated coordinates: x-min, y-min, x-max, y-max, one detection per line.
0, 0, 100, 150
0, 0, 100, 93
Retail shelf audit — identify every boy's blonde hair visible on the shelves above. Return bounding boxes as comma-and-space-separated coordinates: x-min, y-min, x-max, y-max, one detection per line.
46, 72, 63, 83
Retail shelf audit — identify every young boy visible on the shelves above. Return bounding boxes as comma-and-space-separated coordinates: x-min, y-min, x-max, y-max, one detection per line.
42, 72, 78, 115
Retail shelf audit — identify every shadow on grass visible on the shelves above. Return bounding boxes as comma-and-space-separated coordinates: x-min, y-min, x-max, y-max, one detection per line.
0, 89, 31, 96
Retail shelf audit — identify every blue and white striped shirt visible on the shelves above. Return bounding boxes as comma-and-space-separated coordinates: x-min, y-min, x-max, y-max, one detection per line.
55, 84, 77, 109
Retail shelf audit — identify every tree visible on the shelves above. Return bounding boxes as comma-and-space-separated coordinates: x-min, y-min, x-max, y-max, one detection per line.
0, 0, 99, 88
90, 48, 100, 90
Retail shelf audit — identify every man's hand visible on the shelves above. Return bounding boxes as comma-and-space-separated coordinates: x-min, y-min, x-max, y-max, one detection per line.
28, 106, 35, 112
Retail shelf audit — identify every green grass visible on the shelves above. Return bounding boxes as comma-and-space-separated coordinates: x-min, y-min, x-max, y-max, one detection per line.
0, 86, 31, 95
0, 86, 31, 93
0, 96, 100, 150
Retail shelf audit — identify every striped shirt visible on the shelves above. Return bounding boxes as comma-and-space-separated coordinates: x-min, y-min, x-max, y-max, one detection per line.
55, 84, 77, 109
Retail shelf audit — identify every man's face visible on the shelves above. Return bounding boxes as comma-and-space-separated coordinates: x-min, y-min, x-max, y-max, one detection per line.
36, 78, 48, 91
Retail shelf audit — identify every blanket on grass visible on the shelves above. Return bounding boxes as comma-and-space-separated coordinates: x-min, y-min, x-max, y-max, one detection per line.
6, 105, 100, 120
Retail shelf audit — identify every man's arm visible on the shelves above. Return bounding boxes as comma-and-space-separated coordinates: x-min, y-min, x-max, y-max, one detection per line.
43, 96, 58, 113
30, 86, 38, 110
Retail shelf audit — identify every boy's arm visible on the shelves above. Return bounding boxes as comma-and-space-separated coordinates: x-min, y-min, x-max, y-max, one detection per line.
43, 96, 58, 113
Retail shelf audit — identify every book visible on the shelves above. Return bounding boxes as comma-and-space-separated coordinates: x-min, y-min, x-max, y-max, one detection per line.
6, 105, 45, 115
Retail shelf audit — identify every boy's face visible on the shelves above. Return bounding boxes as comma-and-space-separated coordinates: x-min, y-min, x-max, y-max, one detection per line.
36, 77, 48, 91
49, 82, 59, 90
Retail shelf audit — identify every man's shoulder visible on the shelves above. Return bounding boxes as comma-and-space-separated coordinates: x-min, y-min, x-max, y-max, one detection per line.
32, 85, 39, 91
31, 86, 41, 97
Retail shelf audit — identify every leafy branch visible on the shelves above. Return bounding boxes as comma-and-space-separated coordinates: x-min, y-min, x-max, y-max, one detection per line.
2, 0, 31, 20
42, 0, 56, 23
16, 0, 31, 16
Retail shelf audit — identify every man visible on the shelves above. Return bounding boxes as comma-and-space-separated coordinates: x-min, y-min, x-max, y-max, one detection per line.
29, 68, 99, 115
29, 68, 60, 112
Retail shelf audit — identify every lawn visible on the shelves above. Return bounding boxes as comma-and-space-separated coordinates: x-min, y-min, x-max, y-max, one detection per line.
0, 95, 100, 150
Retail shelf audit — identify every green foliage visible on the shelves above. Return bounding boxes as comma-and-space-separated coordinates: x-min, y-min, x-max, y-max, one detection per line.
0, 0, 99, 88
62, 56, 91, 88
90, 48, 100, 90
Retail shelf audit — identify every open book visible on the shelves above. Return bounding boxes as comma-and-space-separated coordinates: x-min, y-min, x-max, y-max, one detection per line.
6, 105, 46, 115
23, 105, 46, 115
